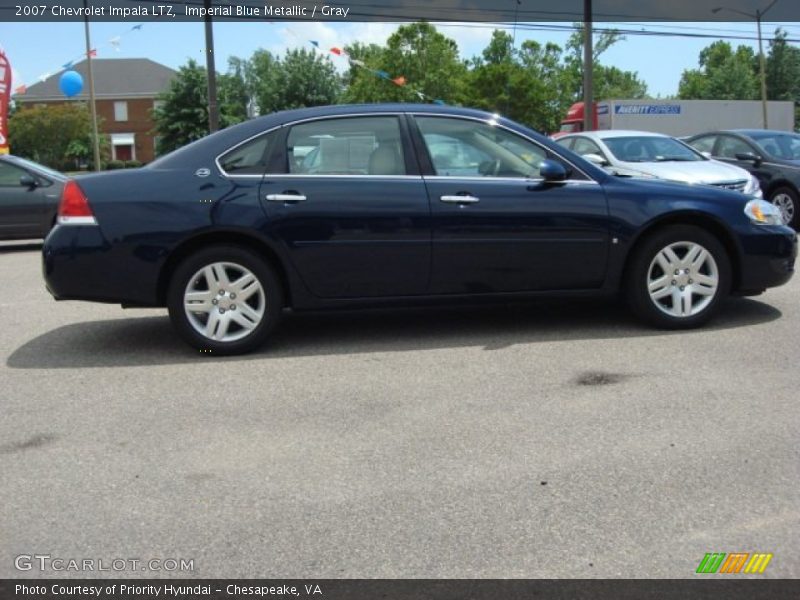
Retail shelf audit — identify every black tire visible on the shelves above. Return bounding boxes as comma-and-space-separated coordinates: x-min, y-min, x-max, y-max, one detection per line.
625, 225, 731, 329
768, 186, 798, 229
167, 245, 283, 355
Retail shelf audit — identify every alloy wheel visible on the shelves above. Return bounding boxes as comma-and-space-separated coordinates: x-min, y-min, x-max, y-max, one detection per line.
183, 261, 266, 342
771, 192, 795, 226
647, 241, 719, 318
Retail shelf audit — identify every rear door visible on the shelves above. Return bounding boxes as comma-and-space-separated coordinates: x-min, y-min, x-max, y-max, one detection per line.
259, 114, 431, 298
411, 115, 610, 294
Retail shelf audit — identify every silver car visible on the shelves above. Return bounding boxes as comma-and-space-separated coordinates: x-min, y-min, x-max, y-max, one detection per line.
556, 130, 762, 197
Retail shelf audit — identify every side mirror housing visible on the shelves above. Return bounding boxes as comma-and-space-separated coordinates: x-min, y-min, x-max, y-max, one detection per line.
19, 174, 38, 188
735, 152, 762, 166
582, 152, 608, 167
539, 159, 568, 182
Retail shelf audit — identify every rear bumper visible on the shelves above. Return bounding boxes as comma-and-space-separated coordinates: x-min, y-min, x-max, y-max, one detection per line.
43, 224, 162, 306
735, 226, 796, 293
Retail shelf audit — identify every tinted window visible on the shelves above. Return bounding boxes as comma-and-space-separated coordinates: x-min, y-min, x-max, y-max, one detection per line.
0, 161, 25, 186
219, 130, 277, 175
287, 117, 405, 176
603, 136, 703, 162
688, 135, 717, 154
416, 117, 547, 178
750, 133, 800, 160
716, 136, 753, 159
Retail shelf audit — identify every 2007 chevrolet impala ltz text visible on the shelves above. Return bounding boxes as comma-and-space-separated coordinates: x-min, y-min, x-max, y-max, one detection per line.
42, 104, 797, 354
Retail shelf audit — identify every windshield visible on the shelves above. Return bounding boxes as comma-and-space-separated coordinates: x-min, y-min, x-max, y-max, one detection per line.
750, 133, 800, 160
559, 122, 582, 133
602, 136, 705, 163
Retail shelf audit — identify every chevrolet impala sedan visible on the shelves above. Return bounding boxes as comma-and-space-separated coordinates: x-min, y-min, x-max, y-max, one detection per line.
43, 104, 797, 354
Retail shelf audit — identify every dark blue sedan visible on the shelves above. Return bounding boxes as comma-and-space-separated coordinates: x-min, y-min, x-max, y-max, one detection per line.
43, 104, 797, 354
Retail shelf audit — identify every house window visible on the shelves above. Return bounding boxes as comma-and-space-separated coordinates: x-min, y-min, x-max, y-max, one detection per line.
111, 133, 136, 161
153, 100, 164, 112
114, 101, 128, 122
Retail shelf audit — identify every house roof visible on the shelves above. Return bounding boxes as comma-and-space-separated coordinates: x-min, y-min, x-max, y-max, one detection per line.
16, 58, 176, 102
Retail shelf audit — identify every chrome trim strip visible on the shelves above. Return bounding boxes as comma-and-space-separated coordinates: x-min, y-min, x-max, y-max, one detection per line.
266, 193, 307, 202
57, 216, 98, 226
423, 175, 598, 185
263, 174, 423, 180
214, 123, 283, 178
440, 195, 480, 204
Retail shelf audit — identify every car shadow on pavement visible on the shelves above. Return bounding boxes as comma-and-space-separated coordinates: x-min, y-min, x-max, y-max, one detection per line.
7, 296, 782, 369
0, 241, 42, 253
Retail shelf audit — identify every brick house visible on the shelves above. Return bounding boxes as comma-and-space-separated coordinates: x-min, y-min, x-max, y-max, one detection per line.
15, 58, 176, 164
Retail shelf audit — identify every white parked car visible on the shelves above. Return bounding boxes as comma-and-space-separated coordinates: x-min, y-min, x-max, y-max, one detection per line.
556, 130, 762, 197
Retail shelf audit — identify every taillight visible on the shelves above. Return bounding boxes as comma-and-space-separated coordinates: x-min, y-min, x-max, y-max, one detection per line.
58, 180, 97, 225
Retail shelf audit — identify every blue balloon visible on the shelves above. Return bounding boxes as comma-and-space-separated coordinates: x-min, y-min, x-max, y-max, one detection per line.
59, 70, 83, 98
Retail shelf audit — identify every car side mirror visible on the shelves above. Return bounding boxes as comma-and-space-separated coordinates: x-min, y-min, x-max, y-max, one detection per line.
19, 174, 38, 188
700, 151, 712, 159
539, 159, 568, 182
735, 152, 762, 166
582, 153, 609, 167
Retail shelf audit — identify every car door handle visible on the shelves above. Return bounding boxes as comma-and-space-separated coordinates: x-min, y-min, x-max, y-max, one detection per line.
266, 193, 307, 202
440, 194, 480, 204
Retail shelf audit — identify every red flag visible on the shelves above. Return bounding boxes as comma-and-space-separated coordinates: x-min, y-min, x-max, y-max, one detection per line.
0, 50, 11, 154
392, 76, 406, 86
330, 47, 343, 55
87, 49, 97, 58
14, 85, 26, 95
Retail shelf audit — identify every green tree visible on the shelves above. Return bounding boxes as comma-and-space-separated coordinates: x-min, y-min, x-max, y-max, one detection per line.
8, 103, 108, 170
463, 26, 645, 133
218, 57, 250, 125
765, 28, 800, 128
153, 59, 211, 154
344, 23, 467, 104
249, 48, 339, 115
153, 58, 253, 154
678, 41, 759, 100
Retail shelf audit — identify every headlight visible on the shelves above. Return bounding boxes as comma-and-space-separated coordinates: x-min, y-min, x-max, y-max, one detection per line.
744, 174, 762, 198
744, 199, 783, 225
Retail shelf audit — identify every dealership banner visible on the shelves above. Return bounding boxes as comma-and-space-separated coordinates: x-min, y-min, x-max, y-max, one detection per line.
3, 0, 800, 22
1, 579, 799, 599
0, 49, 10, 155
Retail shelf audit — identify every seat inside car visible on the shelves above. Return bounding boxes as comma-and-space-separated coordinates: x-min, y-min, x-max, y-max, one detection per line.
368, 144, 404, 175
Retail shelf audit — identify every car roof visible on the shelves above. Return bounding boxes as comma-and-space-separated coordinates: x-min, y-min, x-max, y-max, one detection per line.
690, 129, 795, 137
557, 130, 674, 142
0, 154, 68, 180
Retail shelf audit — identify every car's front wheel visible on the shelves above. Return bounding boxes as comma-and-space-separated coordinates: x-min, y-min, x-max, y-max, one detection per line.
768, 186, 798, 229
626, 225, 731, 329
167, 245, 283, 355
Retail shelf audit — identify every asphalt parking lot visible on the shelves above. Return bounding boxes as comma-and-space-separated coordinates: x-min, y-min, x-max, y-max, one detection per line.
1, 240, 798, 579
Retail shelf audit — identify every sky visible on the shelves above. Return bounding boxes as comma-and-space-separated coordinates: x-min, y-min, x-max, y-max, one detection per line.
2, 20, 800, 99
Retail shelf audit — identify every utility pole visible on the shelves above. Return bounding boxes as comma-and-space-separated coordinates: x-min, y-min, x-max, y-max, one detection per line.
583, 0, 593, 133
83, 0, 101, 171
712, 0, 779, 129
756, 8, 769, 128
204, 0, 219, 133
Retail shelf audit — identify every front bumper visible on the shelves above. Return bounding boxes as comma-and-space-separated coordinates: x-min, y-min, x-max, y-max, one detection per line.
735, 225, 796, 293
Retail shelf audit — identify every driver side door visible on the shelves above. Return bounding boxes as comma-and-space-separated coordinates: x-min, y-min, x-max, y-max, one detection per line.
0, 161, 47, 238
411, 115, 610, 295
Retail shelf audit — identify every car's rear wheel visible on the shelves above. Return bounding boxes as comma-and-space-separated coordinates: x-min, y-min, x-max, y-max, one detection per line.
626, 225, 731, 329
167, 246, 283, 355
768, 186, 798, 229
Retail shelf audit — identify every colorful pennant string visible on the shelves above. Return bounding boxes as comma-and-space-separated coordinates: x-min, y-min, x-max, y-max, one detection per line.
12, 23, 145, 96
